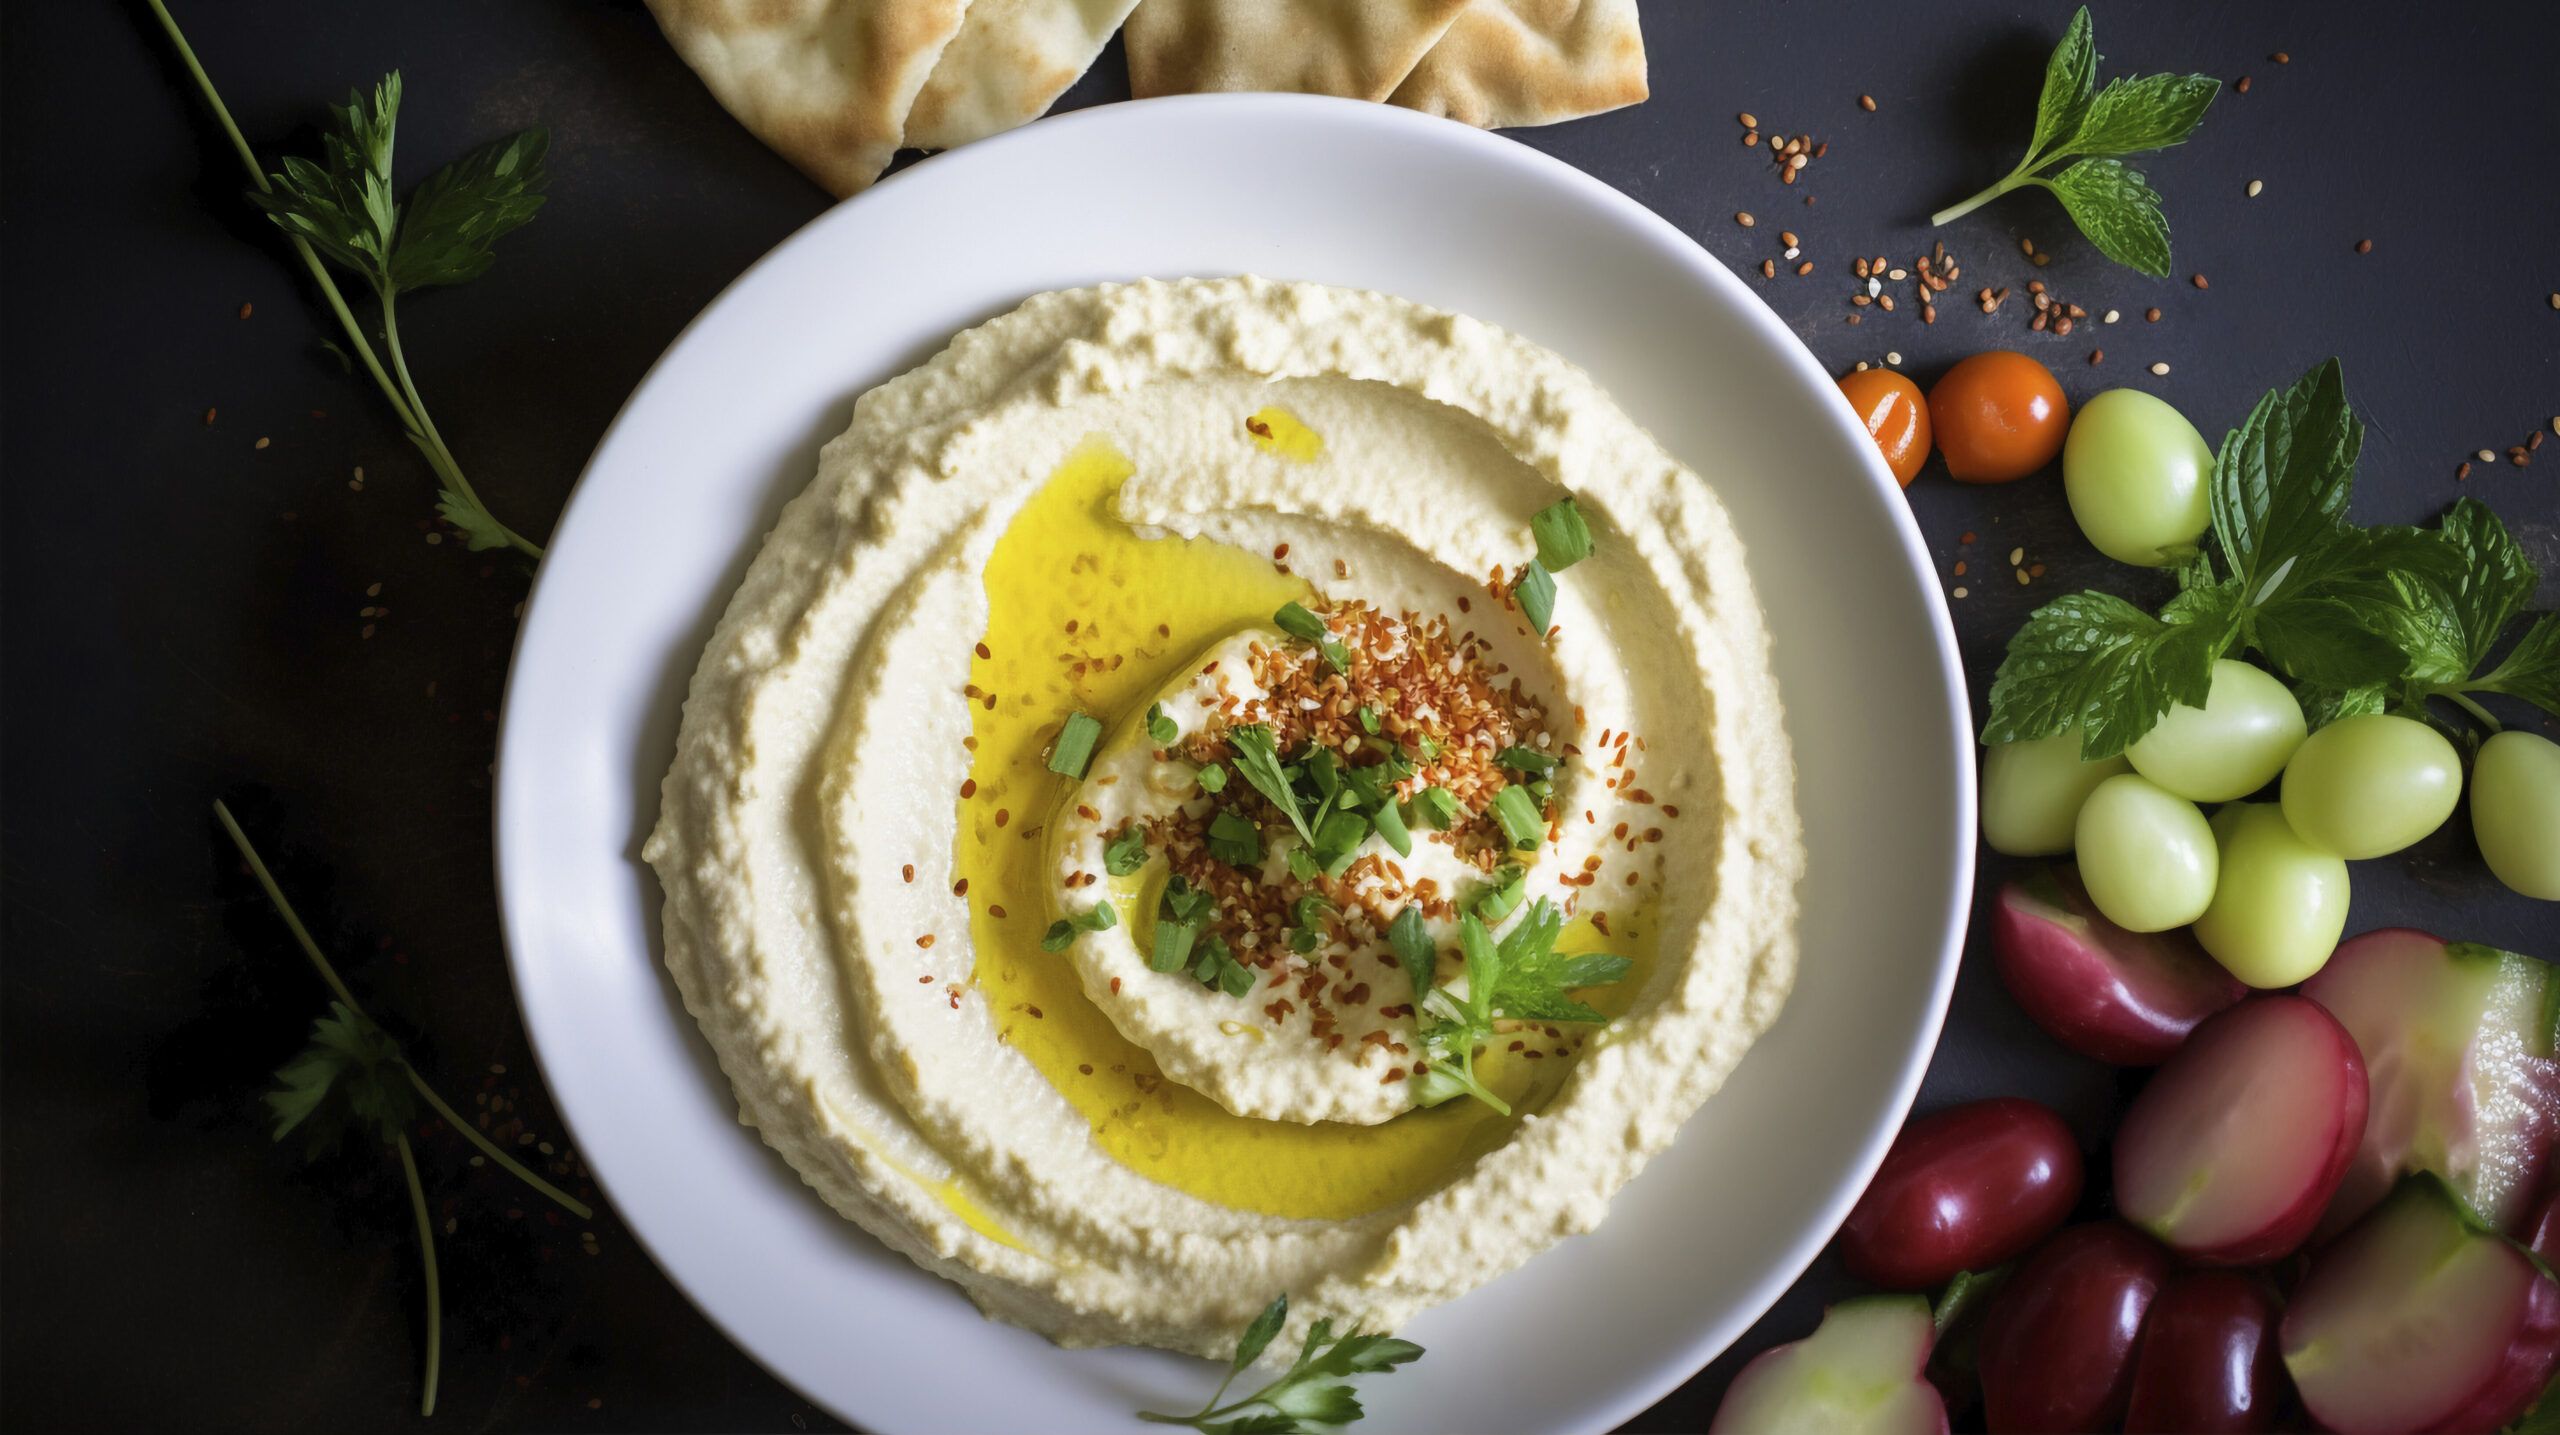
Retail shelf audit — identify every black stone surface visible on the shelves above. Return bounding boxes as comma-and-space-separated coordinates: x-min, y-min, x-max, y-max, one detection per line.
4, 2, 2553, 1431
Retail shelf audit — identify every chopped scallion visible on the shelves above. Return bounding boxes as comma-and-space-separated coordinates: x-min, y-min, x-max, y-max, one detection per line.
1047, 711, 1103, 778
1513, 561, 1558, 638
1491, 785, 1546, 849
1530, 498, 1594, 571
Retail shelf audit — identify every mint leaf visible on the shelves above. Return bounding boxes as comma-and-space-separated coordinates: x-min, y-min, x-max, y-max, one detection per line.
2028, 6, 2098, 159
2479, 615, 2560, 717
2254, 593, 2422, 688
2038, 159, 2171, 276
1985, 586, 2238, 758
2432, 499, 2540, 667
2072, 73, 2220, 156
2296, 682, 2390, 730
2212, 360, 2362, 603
386, 127, 548, 291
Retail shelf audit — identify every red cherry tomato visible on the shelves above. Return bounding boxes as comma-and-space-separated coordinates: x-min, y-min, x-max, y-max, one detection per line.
1838, 1098, 2083, 1291
1928, 351, 2069, 483
2125, 1271, 2287, 1434
1977, 1222, 2172, 1434
1837, 368, 1932, 486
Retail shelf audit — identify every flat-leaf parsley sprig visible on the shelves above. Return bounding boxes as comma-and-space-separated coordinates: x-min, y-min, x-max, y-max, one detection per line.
1930, 7, 2219, 275
216, 799, 593, 1416
1405, 898, 1631, 1116
1138, 1294, 1425, 1435
145, 1, 550, 558
1984, 360, 2560, 759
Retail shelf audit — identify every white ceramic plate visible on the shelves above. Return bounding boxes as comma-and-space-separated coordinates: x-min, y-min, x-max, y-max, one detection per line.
496, 94, 1971, 1435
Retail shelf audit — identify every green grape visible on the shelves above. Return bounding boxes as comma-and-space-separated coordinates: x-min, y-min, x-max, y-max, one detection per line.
2472, 730, 2560, 900
2074, 773, 2217, 932
2062, 389, 2214, 567
2280, 714, 2462, 859
2126, 660, 2307, 802
1983, 729, 2129, 856
2192, 803, 2351, 987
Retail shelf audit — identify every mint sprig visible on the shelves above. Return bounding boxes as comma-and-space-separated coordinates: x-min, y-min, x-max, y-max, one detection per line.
1930, 7, 2218, 275
1138, 1294, 1424, 1434
1988, 361, 2560, 758
146, 2, 549, 558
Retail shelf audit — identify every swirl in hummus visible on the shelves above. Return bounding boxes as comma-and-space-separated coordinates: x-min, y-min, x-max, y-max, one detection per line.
645, 276, 1801, 1355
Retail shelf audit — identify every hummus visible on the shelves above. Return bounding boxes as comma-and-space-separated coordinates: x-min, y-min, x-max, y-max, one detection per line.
645, 276, 1801, 1355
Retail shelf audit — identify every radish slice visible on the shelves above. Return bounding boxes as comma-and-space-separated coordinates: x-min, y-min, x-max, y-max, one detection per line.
2281, 1175, 2560, 1434
2113, 995, 2367, 1263
1993, 868, 2248, 1065
2300, 928, 2560, 1237
1709, 1295, 1949, 1435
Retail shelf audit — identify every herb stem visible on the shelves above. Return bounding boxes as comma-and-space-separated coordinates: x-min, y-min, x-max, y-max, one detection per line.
394, 1132, 443, 1418
376, 286, 539, 558
215, 799, 594, 1219
402, 1064, 593, 1219
143, 0, 543, 561
213, 799, 369, 1020
2440, 689, 2504, 734
1930, 169, 2030, 228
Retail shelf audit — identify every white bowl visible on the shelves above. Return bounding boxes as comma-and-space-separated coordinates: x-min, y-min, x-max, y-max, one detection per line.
495, 93, 1971, 1435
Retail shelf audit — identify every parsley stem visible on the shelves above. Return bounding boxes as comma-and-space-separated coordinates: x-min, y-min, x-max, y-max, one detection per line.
143, 0, 543, 561
402, 1064, 593, 1219
394, 1132, 443, 1418
375, 284, 540, 558
214, 800, 594, 1219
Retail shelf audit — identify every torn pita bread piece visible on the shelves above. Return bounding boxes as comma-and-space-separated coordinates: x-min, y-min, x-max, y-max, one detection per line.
1392, 0, 1648, 129
1123, 0, 1472, 103
646, 0, 973, 198
906, 0, 1142, 150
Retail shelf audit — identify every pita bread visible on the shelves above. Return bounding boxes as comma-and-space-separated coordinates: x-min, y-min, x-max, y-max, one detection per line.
1391, 0, 1647, 129
906, 0, 1143, 150
1123, 0, 1472, 103
645, 0, 974, 197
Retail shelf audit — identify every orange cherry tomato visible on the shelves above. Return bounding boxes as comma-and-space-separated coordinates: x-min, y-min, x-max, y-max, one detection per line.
1929, 351, 2070, 483
1838, 369, 1932, 487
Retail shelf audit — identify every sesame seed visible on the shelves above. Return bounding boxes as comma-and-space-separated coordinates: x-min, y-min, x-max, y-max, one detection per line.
2191, 274, 2210, 290
2089, 348, 2105, 365
1738, 112, 1757, 128
1781, 230, 1800, 246
2458, 462, 2472, 480
254, 436, 270, 450
2236, 75, 2252, 93
1859, 94, 1877, 111
2146, 307, 2163, 322
1888, 268, 1908, 280
1886, 351, 1902, 365
2247, 179, 2263, 197
2355, 239, 2373, 253
2104, 309, 2121, 323
1760, 259, 1776, 279
2008, 547, 2026, 565
2480, 449, 2499, 462
1736, 211, 1755, 227
1785, 246, 1802, 259
1796, 261, 1814, 276
2021, 238, 2036, 256
2271, 51, 2290, 63
1952, 587, 1970, 599
2151, 362, 2171, 375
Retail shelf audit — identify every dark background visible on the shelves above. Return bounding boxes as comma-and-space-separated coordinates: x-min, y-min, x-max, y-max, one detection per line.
4, 2, 2553, 1430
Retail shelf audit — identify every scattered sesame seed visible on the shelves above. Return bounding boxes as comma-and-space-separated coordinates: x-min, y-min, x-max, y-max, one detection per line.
254, 436, 270, 450
2191, 273, 2210, 290
2271, 50, 2290, 63
2104, 309, 2121, 323
2247, 179, 2263, 197
2089, 348, 2105, 365
1760, 259, 1776, 279
1796, 260, 1814, 276
1738, 112, 1758, 128
2355, 239, 2372, 254
1861, 94, 1878, 111
2236, 75, 2252, 93
2146, 307, 2163, 322
2480, 449, 2499, 462
238, 302, 253, 319
1888, 268, 1908, 280
1952, 587, 1970, 599
2458, 462, 2472, 480
2008, 547, 2025, 566
1886, 351, 1902, 365
1781, 230, 1800, 246
1736, 211, 1756, 227
1785, 245, 1801, 259
2033, 252, 2050, 267
2151, 362, 2171, 375
202, 407, 217, 425
2016, 569, 2032, 586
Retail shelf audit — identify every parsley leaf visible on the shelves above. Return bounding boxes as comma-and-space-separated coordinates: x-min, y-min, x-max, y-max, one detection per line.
1137, 1295, 1424, 1434
1104, 827, 1150, 877
385, 127, 548, 291
1151, 877, 1212, 973
1411, 900, 1627, 1115
1207, 809, 1265, 868
1931, 6, 2217, 274
268, 1000, 417, 1157
1227, 725, 1315, 844
1273, 602, 1349, 673
1387, 906, 1435, 1006
1041, 900, 1119, 953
